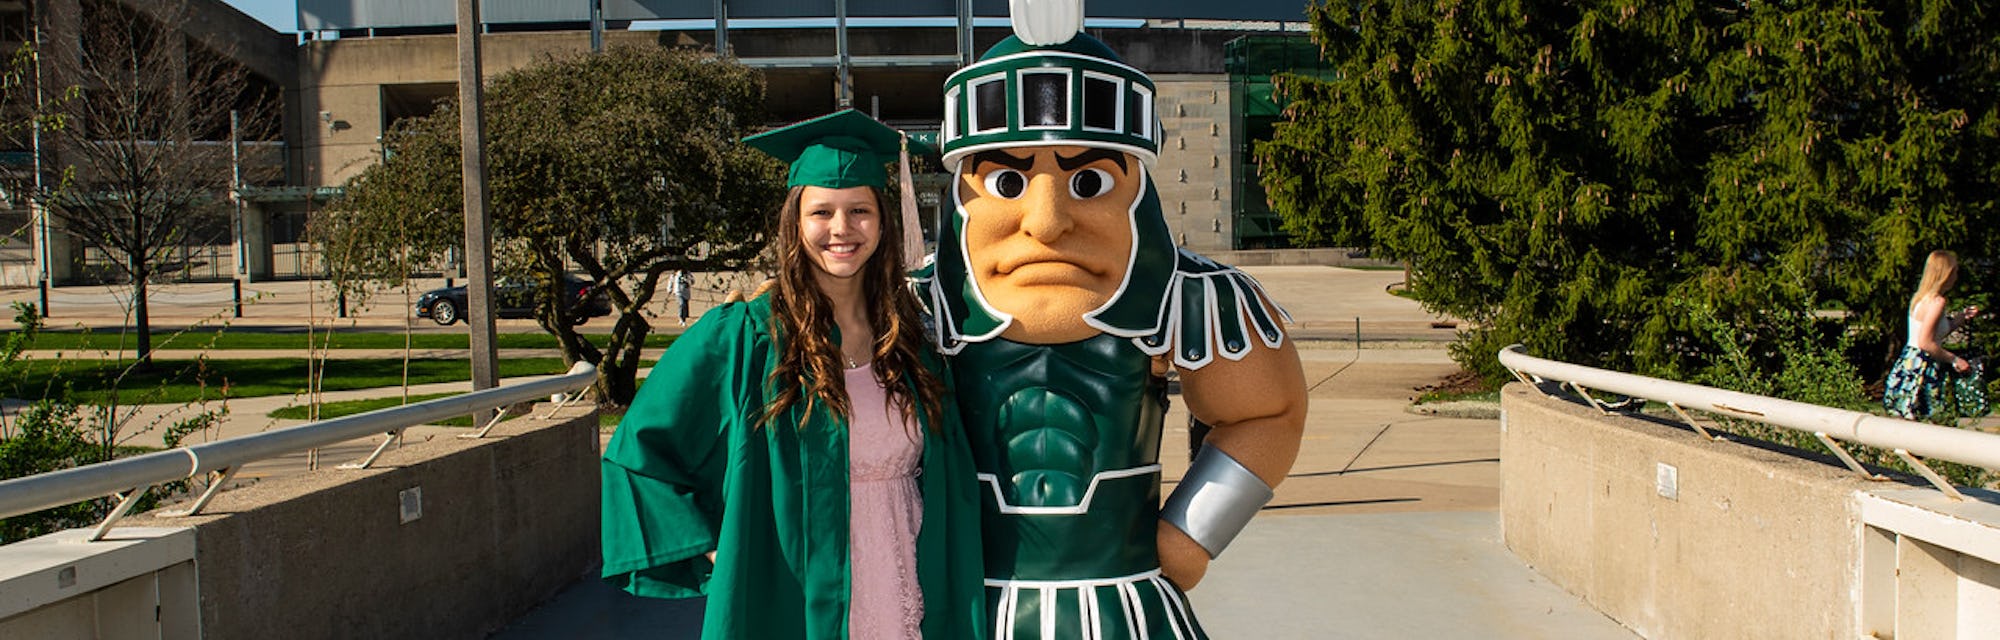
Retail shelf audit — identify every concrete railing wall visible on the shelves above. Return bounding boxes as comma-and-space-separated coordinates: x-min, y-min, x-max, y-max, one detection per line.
1500, 384, 2000, 639
0, 404, 601, 639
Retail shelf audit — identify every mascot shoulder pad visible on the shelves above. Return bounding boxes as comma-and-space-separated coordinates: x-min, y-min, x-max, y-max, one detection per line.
1132, 248, 1293, 370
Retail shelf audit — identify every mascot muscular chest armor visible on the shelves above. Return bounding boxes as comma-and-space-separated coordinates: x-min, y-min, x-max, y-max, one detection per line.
916, 3, 1310, 637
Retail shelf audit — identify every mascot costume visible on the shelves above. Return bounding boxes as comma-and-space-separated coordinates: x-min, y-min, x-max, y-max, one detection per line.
918, 1, 1310, 637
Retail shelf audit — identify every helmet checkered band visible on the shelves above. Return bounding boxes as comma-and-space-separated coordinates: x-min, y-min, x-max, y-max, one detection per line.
940, 47, 1161, 169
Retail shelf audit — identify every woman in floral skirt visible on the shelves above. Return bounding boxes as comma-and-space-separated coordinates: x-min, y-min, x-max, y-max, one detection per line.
1884, 250, 1984, 420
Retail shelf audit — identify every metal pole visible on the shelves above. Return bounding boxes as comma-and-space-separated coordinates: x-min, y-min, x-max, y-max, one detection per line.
231, 110, 247, 283
834, 0, 851, 108
713, 0, 729, 56
458, 0, 502, 425
30, 17, 50, 317
588, 0, 603, 53
956, 0, 973, 67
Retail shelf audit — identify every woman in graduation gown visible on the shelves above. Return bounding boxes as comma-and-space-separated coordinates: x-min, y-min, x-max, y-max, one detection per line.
600, 110, 985, 639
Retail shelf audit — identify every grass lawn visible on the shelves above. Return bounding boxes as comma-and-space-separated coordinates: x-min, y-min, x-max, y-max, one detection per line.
1414, 387, 1502, 404
8, 357, 580, 405
1411, 369, 1501, 405
2, 329, 677, 352
271, 391, 624, 428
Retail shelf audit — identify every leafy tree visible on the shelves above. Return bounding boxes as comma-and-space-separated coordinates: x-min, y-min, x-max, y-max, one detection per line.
317, 46, 784, 404
37, 0, 280, 366
1260, 0, 2000, 382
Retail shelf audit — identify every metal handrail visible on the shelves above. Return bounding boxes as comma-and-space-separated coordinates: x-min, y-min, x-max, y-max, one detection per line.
1498, 345, 2000, 498
0, 362, 598, 535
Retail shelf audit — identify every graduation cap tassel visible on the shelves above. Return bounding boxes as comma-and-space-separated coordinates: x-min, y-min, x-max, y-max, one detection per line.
899, 133, 925, 270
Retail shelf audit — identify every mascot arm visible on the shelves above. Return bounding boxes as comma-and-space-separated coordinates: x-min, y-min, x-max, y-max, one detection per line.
1158, 320, 1308, 590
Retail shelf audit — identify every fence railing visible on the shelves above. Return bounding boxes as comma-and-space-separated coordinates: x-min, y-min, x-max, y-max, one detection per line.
0, 363, 597, 541
1497, 345, 2000, 500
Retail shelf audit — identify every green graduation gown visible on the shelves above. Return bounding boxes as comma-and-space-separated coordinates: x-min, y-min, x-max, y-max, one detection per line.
600, 296, 987, 639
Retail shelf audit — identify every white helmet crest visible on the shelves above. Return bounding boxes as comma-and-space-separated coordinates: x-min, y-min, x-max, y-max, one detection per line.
1008, 0, 1085, 46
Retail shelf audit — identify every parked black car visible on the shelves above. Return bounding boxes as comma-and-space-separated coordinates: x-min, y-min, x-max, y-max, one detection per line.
415, 274, 612, 326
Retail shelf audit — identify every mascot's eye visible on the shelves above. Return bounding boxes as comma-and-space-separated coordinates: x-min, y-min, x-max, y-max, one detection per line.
985, 169, 1027, 199
1070, 168, 1113, 199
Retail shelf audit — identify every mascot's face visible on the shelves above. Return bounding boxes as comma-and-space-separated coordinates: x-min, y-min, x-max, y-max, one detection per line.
958, 144, 1142, 343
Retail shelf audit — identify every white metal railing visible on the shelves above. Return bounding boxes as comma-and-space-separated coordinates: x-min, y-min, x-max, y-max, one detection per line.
0, 363, 597, 541
1498, 345, 2000, 500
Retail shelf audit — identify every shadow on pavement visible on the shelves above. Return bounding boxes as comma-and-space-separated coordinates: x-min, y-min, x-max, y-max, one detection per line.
490, 577, 705, 640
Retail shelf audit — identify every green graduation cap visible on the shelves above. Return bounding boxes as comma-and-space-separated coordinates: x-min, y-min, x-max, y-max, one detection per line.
744, 109, 904, 189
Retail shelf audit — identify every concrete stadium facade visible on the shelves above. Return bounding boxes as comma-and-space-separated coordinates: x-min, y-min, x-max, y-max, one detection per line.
5, 0, 1314, 284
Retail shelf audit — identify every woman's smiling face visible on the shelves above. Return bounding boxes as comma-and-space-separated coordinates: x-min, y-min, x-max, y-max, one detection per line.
798, 185, 883, 283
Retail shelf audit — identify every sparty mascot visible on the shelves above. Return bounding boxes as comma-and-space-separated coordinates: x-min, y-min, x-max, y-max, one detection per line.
918, 1, 1310, 637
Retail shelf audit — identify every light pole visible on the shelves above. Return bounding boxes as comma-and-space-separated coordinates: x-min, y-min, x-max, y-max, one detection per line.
458, 0, 501, 424
588, 0, 602, 53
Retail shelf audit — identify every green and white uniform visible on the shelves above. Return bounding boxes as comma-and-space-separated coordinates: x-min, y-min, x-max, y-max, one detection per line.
922, 23, 1292, 637
918, 248, 1286, 639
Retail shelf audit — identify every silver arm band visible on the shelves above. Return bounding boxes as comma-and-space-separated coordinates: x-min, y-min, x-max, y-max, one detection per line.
1160, 442, 1274, 559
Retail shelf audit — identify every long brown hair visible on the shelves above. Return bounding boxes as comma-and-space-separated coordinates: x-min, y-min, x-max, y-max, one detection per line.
760, 185, 948, 432
1911, 249, 1961, 310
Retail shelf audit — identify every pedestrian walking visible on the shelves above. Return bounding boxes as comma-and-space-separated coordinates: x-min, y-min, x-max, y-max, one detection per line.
671, 269, 693, 326
1884, 249, 1986, 420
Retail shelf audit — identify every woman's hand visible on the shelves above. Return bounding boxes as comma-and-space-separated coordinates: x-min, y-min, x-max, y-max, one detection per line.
1966, 305, 1982, 321
1954, 356, 1972, 373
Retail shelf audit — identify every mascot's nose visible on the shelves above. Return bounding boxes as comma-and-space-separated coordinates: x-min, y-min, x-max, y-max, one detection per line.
1017, 175, 1074, 242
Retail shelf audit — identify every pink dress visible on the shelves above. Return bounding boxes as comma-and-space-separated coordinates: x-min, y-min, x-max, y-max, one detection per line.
845, 363, 925, 639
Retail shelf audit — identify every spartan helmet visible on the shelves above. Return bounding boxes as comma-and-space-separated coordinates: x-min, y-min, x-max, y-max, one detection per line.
938, 35, 1162, 170
927, 7, 1181, 350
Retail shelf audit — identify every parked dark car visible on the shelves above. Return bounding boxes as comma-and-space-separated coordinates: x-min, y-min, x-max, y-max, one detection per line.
415, 274, 612, 326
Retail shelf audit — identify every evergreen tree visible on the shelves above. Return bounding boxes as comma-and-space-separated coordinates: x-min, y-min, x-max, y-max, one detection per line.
1260, 0, 2000, 381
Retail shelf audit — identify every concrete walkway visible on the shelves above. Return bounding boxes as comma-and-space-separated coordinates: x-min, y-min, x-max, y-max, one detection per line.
493, 343, 1634, 639
8, 268, 1636, 638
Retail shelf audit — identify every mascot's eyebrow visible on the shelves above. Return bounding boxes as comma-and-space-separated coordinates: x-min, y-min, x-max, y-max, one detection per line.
970, 150, 1036, 173
1055, 148, 1128, 172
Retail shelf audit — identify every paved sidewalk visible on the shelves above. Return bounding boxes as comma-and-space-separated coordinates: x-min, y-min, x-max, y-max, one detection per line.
0, 274, 750, 334
11, 267, 1637, 637
0, 267, 1455, 341
494, 343, 1634, 639
499, 266, 1632, 638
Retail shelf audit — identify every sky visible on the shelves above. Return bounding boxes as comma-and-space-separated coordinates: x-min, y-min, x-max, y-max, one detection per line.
224, 0, 296, 33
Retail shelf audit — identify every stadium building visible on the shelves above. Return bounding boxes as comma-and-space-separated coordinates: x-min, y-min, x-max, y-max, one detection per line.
1, 0, 1321, 285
